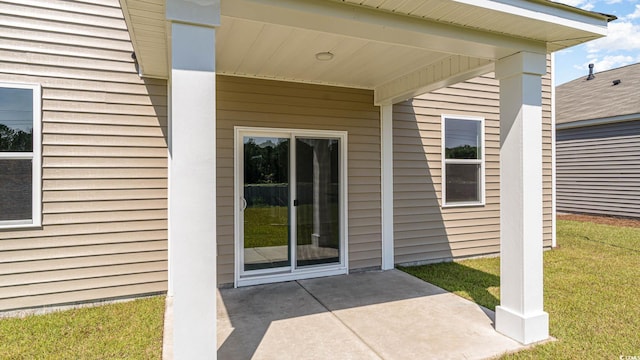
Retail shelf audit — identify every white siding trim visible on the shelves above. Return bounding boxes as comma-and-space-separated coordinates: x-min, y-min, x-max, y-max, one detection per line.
167, 79, 173, 297
550, 53, 557, 248
380, 104, 394, 270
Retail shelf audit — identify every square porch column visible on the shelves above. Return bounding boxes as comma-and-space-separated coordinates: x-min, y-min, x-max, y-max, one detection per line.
380, 104, 395, 270
494, 52, 549, 345
167, 3, 219, 357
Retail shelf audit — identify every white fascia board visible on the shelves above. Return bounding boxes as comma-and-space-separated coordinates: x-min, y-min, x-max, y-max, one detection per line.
374, 55, 495, 105
222, 0, 545, 60
556, 113, 640, 130
453, 0, 609, 36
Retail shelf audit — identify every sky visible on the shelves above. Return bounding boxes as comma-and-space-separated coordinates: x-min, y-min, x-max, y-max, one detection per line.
0, 88, 33, 132
554, 0, 640, 85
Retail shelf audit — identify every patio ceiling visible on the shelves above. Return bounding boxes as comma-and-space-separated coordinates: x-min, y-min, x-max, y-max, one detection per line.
119, 0, 612, 103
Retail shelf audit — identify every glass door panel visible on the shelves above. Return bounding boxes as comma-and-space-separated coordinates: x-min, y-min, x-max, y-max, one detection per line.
295, 138, 340, 267
243, 136, 290, 271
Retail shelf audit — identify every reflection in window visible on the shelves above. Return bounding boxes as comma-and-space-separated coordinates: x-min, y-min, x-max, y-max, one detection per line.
0, 83, 40, 226
443, 116, 484, 205
0, 159, 32, 220
0, 87, 33, 152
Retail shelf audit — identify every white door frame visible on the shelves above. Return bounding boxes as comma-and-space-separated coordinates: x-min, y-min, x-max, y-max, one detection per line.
234, 126, 349, 287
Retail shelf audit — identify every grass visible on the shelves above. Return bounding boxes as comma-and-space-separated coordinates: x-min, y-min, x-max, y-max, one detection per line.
402, 220, 640, 359
244, 206, 289, 248
0, 296, 165, 359
244, 205, 340, 249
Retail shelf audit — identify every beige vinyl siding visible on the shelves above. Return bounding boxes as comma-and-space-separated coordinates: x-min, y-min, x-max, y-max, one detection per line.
216, 75, 381, 285
0, 0, 168, 311
393, 63, 553, 264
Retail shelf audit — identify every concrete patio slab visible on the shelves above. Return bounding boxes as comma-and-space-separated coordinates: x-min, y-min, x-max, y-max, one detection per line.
299, 270, 524, 360
217, 281, 380, 360
214, 270, 528, 359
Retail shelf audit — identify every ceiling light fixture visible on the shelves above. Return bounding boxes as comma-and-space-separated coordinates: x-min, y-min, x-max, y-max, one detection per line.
315, 51, 334, 61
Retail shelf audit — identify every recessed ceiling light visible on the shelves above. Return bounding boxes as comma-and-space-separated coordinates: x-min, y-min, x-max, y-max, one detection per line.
315, 51, 334, 61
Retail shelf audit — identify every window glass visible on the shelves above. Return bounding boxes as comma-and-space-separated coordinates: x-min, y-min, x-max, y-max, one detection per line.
0, 87, 33, 152
445, 163, 481, 203
0, 159, 33, 221
445, 119, 480, 159
443, 117, 483, 206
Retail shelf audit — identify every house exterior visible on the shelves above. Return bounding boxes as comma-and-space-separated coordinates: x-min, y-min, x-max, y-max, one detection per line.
556, 63, 640, 218
0, 0, 612, 358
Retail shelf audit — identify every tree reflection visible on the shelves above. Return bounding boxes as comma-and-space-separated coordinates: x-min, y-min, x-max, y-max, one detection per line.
244, 138, 289, 185
445, 145, 478, 159
0, 124, 32, 152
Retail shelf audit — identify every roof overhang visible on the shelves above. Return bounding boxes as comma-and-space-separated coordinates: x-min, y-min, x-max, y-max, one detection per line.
119, 0, 612, 104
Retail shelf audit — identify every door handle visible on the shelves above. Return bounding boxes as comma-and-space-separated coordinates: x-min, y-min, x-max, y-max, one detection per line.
241, 197, 247, 211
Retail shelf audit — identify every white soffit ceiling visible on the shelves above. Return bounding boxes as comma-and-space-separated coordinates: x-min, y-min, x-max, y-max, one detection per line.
120, 0, 611, 86
216, 17, 451, 89
119, 0, 167, 78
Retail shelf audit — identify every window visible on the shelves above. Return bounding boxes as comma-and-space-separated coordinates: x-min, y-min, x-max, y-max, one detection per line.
0, 83, 41, 228
442, 115, 484, 206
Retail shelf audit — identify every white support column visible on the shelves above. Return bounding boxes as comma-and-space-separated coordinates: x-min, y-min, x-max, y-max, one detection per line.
380, 104, 395, 270
168, 15, 218, 360
550, 53, 557, 248
494, 52, 549, 345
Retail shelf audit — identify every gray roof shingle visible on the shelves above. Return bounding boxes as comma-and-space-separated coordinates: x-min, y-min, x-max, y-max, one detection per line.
556, 62, 640, 124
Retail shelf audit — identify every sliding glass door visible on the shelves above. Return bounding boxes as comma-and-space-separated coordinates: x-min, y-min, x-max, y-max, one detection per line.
242, 136, 290, 271
295, 138, 340, 267
237, 129, 346, 283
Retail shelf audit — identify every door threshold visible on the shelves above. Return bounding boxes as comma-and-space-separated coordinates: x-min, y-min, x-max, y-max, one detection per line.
237, 266, 348, 287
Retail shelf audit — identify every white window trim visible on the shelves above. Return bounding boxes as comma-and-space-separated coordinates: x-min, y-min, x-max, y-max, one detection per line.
0, 82, 42, 229
441, 114, 485, 208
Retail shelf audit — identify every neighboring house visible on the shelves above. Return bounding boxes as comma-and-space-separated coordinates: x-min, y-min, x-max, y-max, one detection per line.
556, 63, 640, 218
0, 0, 612, 358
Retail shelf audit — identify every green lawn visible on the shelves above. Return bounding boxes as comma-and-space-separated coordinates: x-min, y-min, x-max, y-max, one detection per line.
244, 206, 289, 248
0, 296, 165, 359
244, 204, 340, 249
402, 220, 640, 359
